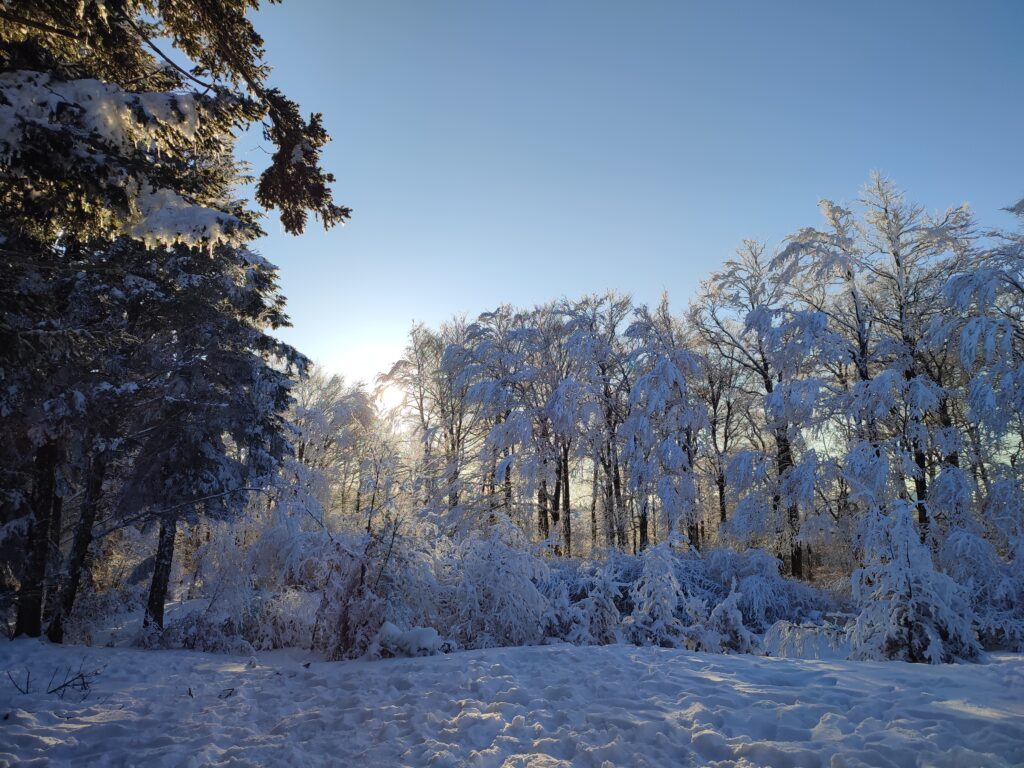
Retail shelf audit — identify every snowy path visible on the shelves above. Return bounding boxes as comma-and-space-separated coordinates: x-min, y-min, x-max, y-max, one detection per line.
1, 640, 1022, 767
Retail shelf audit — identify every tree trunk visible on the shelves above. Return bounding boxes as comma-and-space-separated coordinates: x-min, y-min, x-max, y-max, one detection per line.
503, 446, 513, 511
790, 539, 803, 581
45, 494, 64, 613
638, 497, 649, 552
448, 460, 460, 510
601, 458, 615, 547
903, 365, 930, 536
14, 442, 60, 638
716, 470, 728, 525
611, 451, 626, 549
145, 517, 177, 631
938, 397, 960, 468
774, 428, 803, 579
47, 451, 109, 644
967, 423, 991, 497
913, 449, 928, 535
549, 461, 562, 555
561, 447, 571, 557
537, 478, 550, 541
590, 460, 599, 552
488, 435, 500, 523
688, 522, 701, 551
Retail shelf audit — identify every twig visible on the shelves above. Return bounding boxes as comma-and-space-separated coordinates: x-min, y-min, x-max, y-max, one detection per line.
119, 15, 219, 95
5, 669, 30, 695
92, 487, 268, 539
46, 662, 102, 698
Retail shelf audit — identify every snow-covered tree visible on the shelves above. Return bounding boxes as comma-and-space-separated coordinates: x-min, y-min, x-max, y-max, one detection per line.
622, 298, 704, 549
693, 241, 826, 577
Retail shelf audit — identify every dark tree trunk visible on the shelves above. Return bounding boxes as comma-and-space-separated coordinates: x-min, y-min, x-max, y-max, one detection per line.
716, 470, 728, 524
903, 365, 930, 536
561, 447, 571, 557
590, 460, 599, 552
774, 427, 803, 579
448, 463, 459, 510
601, 457, 615, 547
14, 442, 60, 638
611, 452, 626, 549
790, 539, 803, 581
486, 426, 498, 521
503, 447, 513, 511
145, 517, 177, 631
913, 449, 928, 535
47, 451, 108, 644
688, 522, 701, 551
549, 462, 562, 555
938, 398, 960, 468
45, 494, 64, 610
537, 478, 550, 541
638, 498, 649, 552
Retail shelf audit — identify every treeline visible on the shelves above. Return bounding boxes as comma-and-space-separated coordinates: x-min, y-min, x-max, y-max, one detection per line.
294, 176, 1024, 655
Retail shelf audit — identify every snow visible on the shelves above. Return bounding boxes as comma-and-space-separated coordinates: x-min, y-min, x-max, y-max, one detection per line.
374, 622, 443, 658
0, 70, 237, 248
127, 185, 235, 249
0, 71, 199, 153
2, 639, 1022, 767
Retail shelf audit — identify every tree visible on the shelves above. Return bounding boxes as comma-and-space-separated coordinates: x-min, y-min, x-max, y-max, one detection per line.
693, 241, 825, 577
1, 0, 348, 637
622, 298, 703, 549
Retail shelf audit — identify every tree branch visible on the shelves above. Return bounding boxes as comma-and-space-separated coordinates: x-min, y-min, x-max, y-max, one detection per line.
0, 9, 83, 40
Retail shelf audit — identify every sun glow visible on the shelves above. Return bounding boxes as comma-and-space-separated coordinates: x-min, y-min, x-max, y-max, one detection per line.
374, 380, 407, 415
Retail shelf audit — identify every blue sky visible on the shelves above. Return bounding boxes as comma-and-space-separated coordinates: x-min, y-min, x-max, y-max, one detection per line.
243, 0, 1024, 384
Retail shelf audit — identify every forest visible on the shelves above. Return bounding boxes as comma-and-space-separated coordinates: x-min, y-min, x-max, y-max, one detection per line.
3, 2, 1024, 765
1, 2, 1023, 674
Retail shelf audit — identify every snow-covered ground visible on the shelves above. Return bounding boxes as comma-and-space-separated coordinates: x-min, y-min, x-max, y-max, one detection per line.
2, 640, 1022, 767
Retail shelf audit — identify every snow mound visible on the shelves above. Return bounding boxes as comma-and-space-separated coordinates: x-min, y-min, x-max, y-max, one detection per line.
2, 639, 1022, 767
374, 622, 443, 658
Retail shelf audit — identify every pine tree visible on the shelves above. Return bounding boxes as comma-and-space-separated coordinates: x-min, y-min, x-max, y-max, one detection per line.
1, 1, 347, 637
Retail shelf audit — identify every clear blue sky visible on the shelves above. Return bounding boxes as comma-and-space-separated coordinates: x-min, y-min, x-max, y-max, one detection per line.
242, 0, 1024, 384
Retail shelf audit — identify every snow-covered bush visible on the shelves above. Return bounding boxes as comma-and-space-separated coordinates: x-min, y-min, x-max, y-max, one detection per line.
705, 587, 759, 654
703, 548, 825, 631
162, 607, 255, 655
310, 542, 386, 660
370, 532, 449, 633
940, 528, 1024, 651
624, 543, 687, 647
125, 481, 838, 661
565, 563, 625, 645
851, 505, 980, 663
656, 592, 759, 654
446, 535, 549, 649
763, 617, 851, 659
539, 568, 587, 643
243, 589, 320, 650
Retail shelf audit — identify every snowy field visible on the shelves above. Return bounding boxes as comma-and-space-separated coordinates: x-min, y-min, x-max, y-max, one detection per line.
2, 640, 1023, 767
